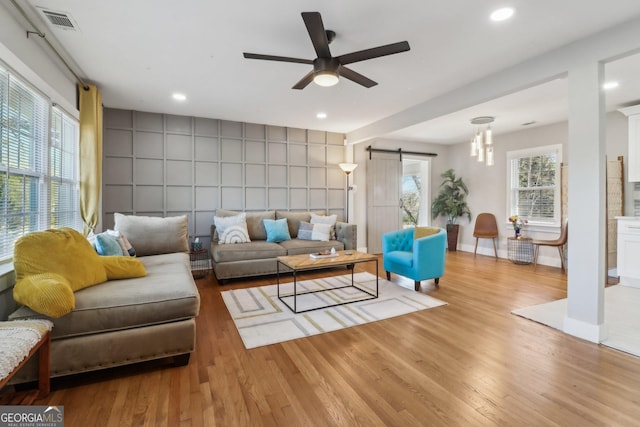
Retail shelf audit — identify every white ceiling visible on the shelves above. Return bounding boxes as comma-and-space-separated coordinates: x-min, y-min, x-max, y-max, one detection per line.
16, 0, 640, 145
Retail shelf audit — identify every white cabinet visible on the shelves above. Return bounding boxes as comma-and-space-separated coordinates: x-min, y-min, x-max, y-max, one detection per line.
617, 217, 640, 287
619, 105, 640, 182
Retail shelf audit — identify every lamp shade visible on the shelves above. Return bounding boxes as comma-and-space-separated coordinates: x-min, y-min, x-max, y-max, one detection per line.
339, 163, 358, 174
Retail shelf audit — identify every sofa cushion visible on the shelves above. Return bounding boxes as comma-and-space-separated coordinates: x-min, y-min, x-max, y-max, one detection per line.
215, 209, 275, 240
10, 253, 200, 340
275, 211, 311, 238
114, 213, 189, 256
278, 238, 344, 255
211, 241, 286, 263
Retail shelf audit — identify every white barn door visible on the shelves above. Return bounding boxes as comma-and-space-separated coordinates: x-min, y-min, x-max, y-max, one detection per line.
367, 156, 402, 253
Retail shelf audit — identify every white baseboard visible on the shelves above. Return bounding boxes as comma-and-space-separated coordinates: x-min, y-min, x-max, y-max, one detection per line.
563, 316, 608, 343
457, 243, 563, 268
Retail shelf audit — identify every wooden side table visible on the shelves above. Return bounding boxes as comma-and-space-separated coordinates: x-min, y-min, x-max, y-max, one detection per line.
0, 320, 52, 404
507, 237, 534, 264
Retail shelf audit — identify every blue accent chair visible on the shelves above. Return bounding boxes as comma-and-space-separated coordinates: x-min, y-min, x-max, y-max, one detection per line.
381, 227, 447, 291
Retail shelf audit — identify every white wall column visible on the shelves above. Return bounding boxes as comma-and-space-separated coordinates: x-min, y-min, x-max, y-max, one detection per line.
563, 61, 607, 342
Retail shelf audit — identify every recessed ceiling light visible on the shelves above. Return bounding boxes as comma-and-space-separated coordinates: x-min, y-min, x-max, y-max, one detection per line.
490, 7, 515, 22
172, 93, 187, 101
603, 81, 619, 90
316, 112, 327, 119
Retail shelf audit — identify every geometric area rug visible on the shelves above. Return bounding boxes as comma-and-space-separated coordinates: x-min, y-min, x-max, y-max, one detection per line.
222, 272, 447, 349
511, 284, 640, 358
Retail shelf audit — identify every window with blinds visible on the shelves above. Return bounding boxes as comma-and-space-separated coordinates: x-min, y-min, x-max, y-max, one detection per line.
507, 144, 562, 226
0, 62, 80, 261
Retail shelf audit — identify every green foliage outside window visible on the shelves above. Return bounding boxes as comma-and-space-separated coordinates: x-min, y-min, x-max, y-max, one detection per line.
402, 174, 421, 227
512, 153, 556, 220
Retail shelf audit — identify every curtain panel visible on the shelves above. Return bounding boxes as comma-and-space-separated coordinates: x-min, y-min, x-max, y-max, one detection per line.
78, 84, 103, 235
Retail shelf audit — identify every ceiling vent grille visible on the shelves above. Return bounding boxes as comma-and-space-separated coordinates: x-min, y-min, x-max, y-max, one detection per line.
39, 9, 77, 30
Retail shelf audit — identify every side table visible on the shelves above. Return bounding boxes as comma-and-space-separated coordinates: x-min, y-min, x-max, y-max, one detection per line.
507, 237, 534, 264
189, 249, 210, 279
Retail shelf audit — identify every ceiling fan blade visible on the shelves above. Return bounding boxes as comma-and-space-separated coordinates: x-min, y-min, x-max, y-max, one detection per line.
243, 52, 313, 65
337, 41, 410, 65
301, 12, 331, 58
292, 70, 315, 90
339, 66, 377, 88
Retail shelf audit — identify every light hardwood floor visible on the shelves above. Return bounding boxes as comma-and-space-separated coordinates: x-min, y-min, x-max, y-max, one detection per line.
27, 251, 640, 426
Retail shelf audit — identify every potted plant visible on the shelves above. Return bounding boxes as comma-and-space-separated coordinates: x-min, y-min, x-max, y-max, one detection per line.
431, 169, 472, 251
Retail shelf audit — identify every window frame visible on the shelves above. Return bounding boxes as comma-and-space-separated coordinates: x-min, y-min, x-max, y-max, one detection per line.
506, 144, 563, 228
0, 60, 81, 263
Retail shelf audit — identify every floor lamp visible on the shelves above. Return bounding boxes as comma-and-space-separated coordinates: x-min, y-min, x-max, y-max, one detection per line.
339, 163, 358, 222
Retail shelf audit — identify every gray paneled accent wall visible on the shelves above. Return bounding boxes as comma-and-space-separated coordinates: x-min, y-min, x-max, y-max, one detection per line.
102, 108, 346, 248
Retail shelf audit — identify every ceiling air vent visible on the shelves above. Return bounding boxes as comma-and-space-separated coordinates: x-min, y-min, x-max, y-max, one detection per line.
38, 9, 78, 30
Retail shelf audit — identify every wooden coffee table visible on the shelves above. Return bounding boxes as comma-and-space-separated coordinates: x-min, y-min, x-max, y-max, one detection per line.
276, 250, 379, 313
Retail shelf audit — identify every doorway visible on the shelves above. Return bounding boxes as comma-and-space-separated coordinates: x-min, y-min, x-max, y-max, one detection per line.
401, 158, 430, 228
367, 156, 430, 253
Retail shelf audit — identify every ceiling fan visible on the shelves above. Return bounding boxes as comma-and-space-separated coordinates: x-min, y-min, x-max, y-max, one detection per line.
243, 11, 410, 89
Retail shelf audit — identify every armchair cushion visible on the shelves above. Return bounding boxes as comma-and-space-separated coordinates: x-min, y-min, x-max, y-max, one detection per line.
414, 226, 440, 240
384, 251, 413, 267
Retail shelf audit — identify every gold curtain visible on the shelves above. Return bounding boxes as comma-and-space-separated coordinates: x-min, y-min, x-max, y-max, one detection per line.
78, 84, 103, 235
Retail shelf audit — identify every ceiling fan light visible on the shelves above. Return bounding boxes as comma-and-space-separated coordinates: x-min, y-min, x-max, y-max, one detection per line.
313, 71, 339, 87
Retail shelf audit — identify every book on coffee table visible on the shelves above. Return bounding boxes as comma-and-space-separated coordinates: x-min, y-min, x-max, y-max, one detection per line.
309, 251, 338, 259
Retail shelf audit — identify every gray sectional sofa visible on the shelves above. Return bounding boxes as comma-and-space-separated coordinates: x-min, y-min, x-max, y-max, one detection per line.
7, 214, 200, 383
210, 210, 357, 282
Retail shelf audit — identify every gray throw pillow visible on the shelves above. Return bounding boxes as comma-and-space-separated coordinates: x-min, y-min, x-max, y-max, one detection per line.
114, 213, 189, 256
297, 221, 314, 240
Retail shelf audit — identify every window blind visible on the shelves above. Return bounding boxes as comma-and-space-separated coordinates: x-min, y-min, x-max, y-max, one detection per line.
0, 62, 80, 261
507, 144, 562, 227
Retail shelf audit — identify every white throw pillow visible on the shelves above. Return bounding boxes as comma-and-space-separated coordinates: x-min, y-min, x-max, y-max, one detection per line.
310, 223, 331, 242
214, 213, 251, 244
310, 213, 337, 240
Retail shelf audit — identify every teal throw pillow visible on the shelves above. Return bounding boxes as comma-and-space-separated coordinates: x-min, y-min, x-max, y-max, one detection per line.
263, 218, 291, 243
95, 233, 125, 256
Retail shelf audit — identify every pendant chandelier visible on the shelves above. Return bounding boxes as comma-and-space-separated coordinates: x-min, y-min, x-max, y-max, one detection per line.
470, 116, 495, 166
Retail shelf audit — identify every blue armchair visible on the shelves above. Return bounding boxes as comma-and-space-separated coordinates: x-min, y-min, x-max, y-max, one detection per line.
381, 227, 446, 291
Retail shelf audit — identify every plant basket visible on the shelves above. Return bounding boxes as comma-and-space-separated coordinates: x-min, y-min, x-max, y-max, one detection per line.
446, 224, 459, 251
